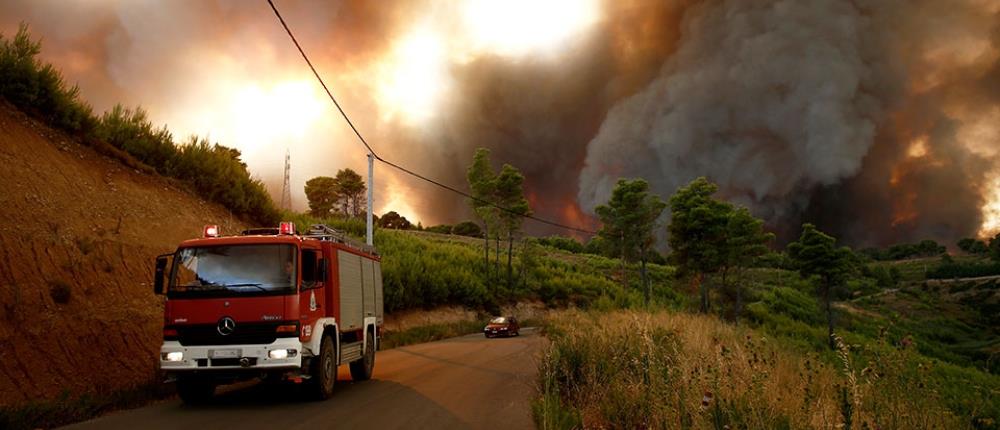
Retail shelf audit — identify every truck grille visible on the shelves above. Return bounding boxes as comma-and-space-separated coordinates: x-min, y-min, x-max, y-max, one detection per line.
175, 322, 286, 346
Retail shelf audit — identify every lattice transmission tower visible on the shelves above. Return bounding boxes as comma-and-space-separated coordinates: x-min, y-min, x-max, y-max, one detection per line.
280, 148, 292, 211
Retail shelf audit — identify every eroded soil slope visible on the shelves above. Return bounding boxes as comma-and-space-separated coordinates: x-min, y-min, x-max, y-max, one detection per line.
0, 103, 246, 405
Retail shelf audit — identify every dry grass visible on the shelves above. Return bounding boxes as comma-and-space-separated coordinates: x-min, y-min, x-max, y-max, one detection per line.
536, 310, 967, 429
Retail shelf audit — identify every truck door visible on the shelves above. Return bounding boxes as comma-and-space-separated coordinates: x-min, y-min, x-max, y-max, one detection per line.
299, 247, 325, 342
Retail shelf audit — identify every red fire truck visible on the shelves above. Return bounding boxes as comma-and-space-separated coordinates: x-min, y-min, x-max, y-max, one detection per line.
154, 222, 383, 403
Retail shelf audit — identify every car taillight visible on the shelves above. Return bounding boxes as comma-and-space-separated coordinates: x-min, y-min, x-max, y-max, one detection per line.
276, 323, 299, 335
163, 327, 178, 340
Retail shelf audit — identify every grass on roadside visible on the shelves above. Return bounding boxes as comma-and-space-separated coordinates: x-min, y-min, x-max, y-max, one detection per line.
534, 310, 995, 430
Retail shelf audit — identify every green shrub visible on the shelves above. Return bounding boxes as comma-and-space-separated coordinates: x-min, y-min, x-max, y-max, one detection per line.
927, 261, 1000, 279
0, 24, 96, 135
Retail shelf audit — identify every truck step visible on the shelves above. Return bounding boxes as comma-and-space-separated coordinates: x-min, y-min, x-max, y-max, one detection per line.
340, 341, 364, 364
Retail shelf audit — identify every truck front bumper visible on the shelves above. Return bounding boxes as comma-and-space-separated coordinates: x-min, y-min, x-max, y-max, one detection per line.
160, 337, 303, 371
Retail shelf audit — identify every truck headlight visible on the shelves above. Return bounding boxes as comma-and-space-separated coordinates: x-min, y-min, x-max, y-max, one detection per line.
163, 351, 183, 362
269, 349, 296, 359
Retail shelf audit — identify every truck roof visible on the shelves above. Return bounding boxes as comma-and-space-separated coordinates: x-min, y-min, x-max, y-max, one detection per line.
177, 234, 380, 261
178, 235, 302, 248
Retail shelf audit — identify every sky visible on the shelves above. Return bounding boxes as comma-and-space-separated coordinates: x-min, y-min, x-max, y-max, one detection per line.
2, 0, 999, 246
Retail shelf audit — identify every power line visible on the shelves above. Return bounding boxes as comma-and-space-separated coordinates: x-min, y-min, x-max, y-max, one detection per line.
266, 0, 597, 235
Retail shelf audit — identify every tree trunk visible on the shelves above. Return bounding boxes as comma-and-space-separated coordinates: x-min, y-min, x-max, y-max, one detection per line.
735, 270, 743, 326
640, 247, 649, 306
825, 279, 835, 350
620, 255, 628, 289
507, 233, 514, 291
483, 222, 490, 275
721, 268, 728, 319
694, 273, 708, 313
495, 234, 501, 276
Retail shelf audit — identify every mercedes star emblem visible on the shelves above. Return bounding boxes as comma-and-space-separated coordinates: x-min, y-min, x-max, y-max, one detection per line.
217, 316, 236, 336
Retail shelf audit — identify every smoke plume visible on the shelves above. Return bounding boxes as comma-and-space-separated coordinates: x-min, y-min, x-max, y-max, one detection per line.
2, 0, 998, 245
578, 0, 1000, 245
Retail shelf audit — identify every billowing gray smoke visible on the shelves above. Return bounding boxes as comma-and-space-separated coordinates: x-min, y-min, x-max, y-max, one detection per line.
3, 0, 998, 245
578, 0, 1000, 245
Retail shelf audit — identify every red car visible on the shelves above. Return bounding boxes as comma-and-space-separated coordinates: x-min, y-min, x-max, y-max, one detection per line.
483, 316, 519, 338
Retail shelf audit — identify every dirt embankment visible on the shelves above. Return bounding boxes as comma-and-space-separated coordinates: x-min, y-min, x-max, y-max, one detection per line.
0, 103, 246, 406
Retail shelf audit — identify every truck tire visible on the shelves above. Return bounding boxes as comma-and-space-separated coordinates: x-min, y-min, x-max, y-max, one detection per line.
349, 331, 375, 381
176, 376, 215, 405
307, 335, 337, 400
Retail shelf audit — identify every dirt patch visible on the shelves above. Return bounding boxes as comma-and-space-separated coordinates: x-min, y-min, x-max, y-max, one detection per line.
0, 103, 247, 406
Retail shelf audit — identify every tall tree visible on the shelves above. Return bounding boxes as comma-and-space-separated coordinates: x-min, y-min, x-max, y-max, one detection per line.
668, 177, 731, 313
721, 207, 774, 324
595, 178, 666, 305
332, 168, 366, 218
467, 148, 498, 273
957, 237, 989, 255
378, 211, 412, 229
787, 223, 857, 350
495, 164, 532, 289
304, 176, 338, 217
989, 233, 1000, 261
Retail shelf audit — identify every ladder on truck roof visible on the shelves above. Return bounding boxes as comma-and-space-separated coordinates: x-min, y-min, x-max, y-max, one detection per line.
303, 224, 377, 256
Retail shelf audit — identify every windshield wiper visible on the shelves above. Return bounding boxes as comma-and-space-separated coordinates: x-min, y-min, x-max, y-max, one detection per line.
223, 283, 267, 292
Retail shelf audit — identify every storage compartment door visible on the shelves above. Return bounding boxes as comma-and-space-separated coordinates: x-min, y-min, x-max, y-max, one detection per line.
374, 261, 383, 324
337, 250, 363, 330
362, 258, 375, 320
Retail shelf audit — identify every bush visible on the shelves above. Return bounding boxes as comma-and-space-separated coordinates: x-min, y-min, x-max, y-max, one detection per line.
451, 221, 482, 237
424, 224, 452, 234
927, 261, 1000, 279
0, 24, 96, 135
862, 240, 947, 261
537, 235, 585, 254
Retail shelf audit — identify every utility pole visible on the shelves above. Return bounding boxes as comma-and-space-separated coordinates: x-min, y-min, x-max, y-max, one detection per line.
280, 148, 292, 211
367, 153, 374, 246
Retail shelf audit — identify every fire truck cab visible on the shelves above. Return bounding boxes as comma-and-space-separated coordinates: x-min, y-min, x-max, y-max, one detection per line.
154, 223, 382, 403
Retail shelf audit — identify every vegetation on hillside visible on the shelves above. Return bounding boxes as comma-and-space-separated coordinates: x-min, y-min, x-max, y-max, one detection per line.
0, 24, 278, 224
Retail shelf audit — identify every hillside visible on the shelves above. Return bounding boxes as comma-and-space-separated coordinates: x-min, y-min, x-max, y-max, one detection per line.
0, 102, 247, 406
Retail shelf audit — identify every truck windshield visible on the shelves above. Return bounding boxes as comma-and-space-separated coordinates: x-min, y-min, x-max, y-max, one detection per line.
169, 244, 296, 297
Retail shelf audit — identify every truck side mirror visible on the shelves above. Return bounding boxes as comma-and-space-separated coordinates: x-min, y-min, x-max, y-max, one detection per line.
154, 254, 171, 295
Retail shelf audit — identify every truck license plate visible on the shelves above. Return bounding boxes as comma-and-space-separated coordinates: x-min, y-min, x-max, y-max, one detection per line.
210, 349, 240, 359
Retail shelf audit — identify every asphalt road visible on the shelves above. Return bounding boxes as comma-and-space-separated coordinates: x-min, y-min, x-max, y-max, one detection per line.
64, 328, 542, 430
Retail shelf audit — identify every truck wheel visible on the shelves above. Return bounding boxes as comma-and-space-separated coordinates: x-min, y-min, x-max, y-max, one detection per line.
176, 376, 215, 405
349, 331, 375, 381
308, 336, 337, 400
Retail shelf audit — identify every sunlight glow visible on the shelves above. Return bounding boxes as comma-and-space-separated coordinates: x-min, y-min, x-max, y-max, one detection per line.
376, 27, 448, 125
980, 174, 1000, 238
380, 184, 419, 224
373, 0, 602, 125
462, 0, 600, 57
230, 80, 325, 151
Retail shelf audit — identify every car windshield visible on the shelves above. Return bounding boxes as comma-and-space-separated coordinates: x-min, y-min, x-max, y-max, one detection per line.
169, 244, 296, 297
490, 317, 507, 324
